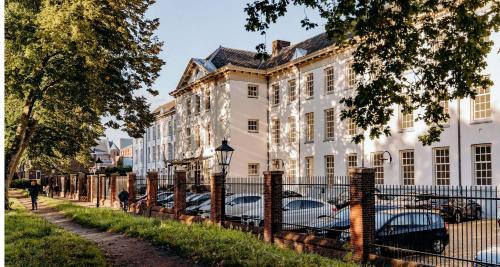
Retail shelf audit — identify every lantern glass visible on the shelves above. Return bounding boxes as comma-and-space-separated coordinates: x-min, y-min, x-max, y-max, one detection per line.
215, 139, 234, 166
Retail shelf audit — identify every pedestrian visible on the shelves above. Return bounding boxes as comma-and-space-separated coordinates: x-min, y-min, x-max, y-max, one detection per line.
118, 188, 129, 211
43, 185, 49, 197
54, 184, 60, 196
28, 180, 39, 210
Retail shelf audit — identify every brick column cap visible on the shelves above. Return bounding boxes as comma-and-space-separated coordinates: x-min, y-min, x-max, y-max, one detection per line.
348, 167, 376, 175
110, 173, 119, 177
127, 172, 136, 176
98, 174, 107, 177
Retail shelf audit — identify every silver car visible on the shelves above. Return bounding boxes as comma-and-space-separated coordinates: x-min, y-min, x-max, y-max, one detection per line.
475, 246, 499, 266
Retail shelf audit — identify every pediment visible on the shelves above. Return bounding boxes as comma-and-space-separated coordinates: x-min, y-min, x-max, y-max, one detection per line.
176, 58, 216, 89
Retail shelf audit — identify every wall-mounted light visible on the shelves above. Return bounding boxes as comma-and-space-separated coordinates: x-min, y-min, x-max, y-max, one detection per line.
381, 151, 392, 163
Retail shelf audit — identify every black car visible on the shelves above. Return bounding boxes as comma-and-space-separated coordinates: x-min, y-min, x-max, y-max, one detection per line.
310, 204, 397, 238
439, 198, 482, 223
339, 209, 449, 255
283, 190, 302, 198
328, 188, 385, 210
186, 193, 210, 207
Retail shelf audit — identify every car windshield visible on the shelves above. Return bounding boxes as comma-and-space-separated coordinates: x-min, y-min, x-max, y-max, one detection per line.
375, 213, 394, 230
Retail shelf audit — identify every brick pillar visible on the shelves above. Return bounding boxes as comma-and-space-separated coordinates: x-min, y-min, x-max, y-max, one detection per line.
263, 171, 283, 243
110, 173, 118, 207
146, 172, 158, 209
60, 175, 66, 197
127, 172, 136, 203
99, 174, 106, 206
210, 172, 223, 224
69, 174, 76, 198
174, 171, 187, 219
349, 167, 375, 263
77, 173, 85, 200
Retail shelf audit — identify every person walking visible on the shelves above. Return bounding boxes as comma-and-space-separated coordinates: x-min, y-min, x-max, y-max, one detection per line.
28, 180, 40, 210
118, 188, 129, 211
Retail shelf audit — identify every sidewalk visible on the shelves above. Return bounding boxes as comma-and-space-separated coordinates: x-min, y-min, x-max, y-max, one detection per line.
12, 191, 200, 267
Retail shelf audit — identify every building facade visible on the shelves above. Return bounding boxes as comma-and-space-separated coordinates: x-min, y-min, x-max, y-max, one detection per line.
165, 30, 499, 186
132, 101, 176, 178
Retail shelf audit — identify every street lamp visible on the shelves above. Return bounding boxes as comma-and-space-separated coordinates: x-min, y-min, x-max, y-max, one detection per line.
50, 167, 56, 198
95, 157, 103, 208
215, 139, 234, 223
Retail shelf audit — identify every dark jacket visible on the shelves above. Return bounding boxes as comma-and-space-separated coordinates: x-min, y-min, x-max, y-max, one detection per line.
28, 184, 39, 198
118, 191, 129, 202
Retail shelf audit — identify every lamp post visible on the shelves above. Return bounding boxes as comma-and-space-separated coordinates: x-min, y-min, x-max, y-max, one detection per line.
215, 139, 234, 224
94, 157, 103, 208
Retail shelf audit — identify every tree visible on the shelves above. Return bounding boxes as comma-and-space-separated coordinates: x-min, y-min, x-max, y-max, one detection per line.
245, 0, 499, 144
5, 0, 164, 207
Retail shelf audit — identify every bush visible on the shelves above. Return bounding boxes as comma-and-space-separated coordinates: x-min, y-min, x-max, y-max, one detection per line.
10, 179, 31, 189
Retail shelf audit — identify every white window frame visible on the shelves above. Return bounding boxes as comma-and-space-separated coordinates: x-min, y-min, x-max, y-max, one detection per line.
324, 108, 335, 141
346, 60, 355, 89
288, 116, 296, 143
248, 119, 259, 133
272, 119, 280, 145
288, 79, 297, 103
305, 112, 314, 143
400, 150, 415, 185
433, 147, 450, 186
472, 87, 491, 122
472, 144, 492, 185
372, 152, 384, 185
325, 155, 335, 185
305, 156, 314, 178
346, 153, 358, 175
248, 163, 260, 176
248, 84, 259, 98
324, 66, 335, 94
272, 84, 280, 106
305, 73, 314, 98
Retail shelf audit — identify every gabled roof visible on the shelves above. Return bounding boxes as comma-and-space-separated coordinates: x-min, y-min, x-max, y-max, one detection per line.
153, 100, 176, 115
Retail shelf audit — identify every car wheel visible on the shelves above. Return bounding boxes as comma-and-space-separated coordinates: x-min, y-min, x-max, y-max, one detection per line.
431, 239, 445, 254
455, 211, 463, 223
374, 246, 383, 256
475, 210, 482, 220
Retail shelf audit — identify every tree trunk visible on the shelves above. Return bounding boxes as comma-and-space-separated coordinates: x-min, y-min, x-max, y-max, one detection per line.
5, 93, 36, 209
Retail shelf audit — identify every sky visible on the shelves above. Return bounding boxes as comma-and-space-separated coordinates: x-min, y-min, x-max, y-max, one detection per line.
105, 0, 325, 142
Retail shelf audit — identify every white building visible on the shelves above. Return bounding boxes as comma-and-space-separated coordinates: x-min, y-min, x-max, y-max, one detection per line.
132, 101, 176, 179
168, 31, 499, 186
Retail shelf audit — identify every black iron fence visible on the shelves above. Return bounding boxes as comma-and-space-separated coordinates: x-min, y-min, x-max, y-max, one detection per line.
373, 185, 499, 266
225, 176, 265, 224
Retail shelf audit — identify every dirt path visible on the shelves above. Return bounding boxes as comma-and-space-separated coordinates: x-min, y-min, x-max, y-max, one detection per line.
12, 191, 200, 267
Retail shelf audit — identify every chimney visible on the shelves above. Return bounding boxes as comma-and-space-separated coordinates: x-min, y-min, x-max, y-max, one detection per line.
272, 40, 290, 56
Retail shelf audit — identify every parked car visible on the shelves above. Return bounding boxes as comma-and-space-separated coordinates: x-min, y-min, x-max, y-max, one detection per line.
338, 209, 449, 255
135, 191, 173, 206
198, 194, 263, 219
163, 192, 198, 208
328, 188, 386, 211
185, 199, 211, 215
241, 197, 335, 230
439, 198, 482, 223
474, 246, 499, 266
309, 204, 397, 238
186, 193, 211, 207
283, 190, 302, 198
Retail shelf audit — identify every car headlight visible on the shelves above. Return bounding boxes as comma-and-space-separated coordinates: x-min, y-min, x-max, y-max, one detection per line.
339, 231, 350, 242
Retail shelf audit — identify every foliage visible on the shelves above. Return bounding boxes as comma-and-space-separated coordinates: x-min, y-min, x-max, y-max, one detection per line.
10, 179, 32, 189
5, 198, 106, 267
245, 0, 500, 145
103, 166, 132, 175
4, 0, 164, 184
42, 197, 354, 267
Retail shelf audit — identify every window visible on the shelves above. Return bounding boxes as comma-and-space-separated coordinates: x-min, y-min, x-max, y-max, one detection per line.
399, 106, 414, 130
305, 73, 314, 98
248, 119, 259, 133
206, 124, 212, 146
272, 119, 280, 145
168, 144, 173, 160
152, 126, 156, 140
305, 112, 314, 142
156, 125, 160, 139
194, 126, 201, 148
288, 80, 296, 102
272, 84, 280, 106
205, 90, 211, 110
346, 60, 355, 88
248, 85, 258, 98
194, 95, 201, 114
186, 128, 191, 147
433, 147, 450, 185
147, 147, 150, 163
324, 108, 335, 140
186, 98, 191, 116
305, 157, 314, 178
248, 163, 259, 176
272, 159, 282, 170
372, 152, 384, 185
287, 159, 297, 179
168, 121, 173, 137
325, 66, 335, 94
400, 150, 415, 185
325, 155, 335, 184
347, 118, 356, 136
303, 200, 324, 209
473, 144, 492, 185
152, 146, 156, 162
157, 145, 160, 161
473, 87, 491, 121
287, 116, 296, 143
440, 101, 449, 124
347, 153, 357, 175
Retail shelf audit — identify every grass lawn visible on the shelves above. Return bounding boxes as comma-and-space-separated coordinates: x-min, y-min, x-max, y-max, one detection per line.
5, 198, 106, 267
41, 196, 356, 267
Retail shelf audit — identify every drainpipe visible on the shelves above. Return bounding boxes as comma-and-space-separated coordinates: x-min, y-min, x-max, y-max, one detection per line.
266, 76, 270, 171
457, 98, 463, 190
297, 66, 302, 177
